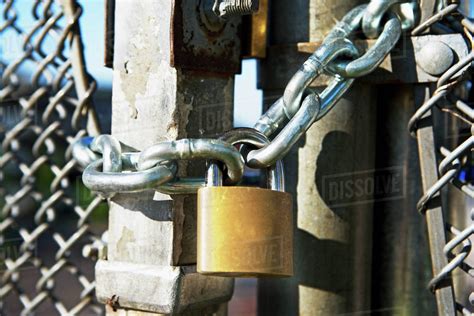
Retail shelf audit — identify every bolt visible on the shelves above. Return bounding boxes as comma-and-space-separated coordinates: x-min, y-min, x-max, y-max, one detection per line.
82, 244, 97, 258
217, 0, 259, 18
417, 41, 454, 76
200, 0, 259, 32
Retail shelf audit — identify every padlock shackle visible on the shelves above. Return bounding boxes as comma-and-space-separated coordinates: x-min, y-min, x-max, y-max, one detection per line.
207, 128, 285, 192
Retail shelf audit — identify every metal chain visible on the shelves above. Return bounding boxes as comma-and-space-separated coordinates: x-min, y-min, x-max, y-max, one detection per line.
76, 0, 417, 195
1, 1, 103, 314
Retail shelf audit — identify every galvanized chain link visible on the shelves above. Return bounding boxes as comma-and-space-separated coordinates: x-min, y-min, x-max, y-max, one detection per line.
76, 0, 418, 195
1, 1, 103, 315
408, 2, 474, 313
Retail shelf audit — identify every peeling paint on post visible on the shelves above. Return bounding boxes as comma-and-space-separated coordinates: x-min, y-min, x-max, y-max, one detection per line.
96, 0, 239, 314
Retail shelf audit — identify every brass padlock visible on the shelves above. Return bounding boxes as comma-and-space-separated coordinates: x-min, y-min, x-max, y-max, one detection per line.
197, 128, 293, 277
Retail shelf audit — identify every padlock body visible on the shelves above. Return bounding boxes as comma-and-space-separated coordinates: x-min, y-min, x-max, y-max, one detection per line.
197, 186, 293, 277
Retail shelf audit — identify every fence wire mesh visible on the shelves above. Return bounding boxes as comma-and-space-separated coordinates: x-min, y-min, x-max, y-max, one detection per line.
0, 0, 104, 315
409, 6, 474, 314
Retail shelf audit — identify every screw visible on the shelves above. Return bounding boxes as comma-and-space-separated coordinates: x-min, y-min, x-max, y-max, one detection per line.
216, 0, 259, 18
417, 41, 454, 76
200, 0, 259, 32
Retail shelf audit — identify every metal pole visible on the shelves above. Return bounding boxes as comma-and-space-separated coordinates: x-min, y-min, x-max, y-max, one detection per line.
257, 1, 374, 314
370, 84, 436, 314
95, 1, 239, 314
413, 86, 456, 315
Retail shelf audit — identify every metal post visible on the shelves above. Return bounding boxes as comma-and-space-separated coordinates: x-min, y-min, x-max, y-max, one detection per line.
257, 0, 374, 314
95, 1, 241, 314
370, 84, 436, 314
413, 86, 456, 315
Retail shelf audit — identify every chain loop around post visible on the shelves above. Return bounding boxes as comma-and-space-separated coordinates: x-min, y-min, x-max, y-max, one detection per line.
137, 138, 244, 184
76, 136, 246, 195
83, 153, 177, 197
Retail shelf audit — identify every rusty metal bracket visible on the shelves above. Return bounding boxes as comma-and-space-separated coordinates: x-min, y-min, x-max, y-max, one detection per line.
106, 0, 243, 73
171, 0, 242, 74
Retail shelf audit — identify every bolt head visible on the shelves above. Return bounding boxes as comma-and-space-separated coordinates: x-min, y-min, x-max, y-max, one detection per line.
417, 41, 454, 76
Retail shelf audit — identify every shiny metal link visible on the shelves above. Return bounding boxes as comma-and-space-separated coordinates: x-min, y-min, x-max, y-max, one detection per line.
71, 136, 101, 169
152, 177, 206, 195
281, 4, 364, 119
138, 138, 244, 184
362, 0, 418, 38
363, 0, 402, 38
134, 138, 246, 194
282, 38, 359, 119
90, 135, 122, 173
329, 13, 402, 78
253, 5, 364, 143
250, 76, 354, 168
74, 137, 245, 195
83, 153, 177, 196
208, 128, 285, 191
253, 97, 287, 137
391, 1, 419, 31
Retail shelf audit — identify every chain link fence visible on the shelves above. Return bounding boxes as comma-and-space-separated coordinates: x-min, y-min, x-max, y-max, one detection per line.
0, 0, 104, 314
409, 5, 474, 313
